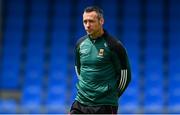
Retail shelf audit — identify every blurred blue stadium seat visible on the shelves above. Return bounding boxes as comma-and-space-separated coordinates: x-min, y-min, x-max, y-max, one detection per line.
1, 32, 22, 89
45, 84, 67, 113
21, 85, 42, 113
119, 85, 139, 114
0, 99, 17, 114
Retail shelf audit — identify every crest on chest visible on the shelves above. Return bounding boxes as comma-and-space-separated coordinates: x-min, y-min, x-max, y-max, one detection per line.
98, 49, 104, 56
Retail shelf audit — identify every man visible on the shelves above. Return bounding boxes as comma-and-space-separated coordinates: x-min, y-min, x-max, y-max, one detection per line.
70, 6, 131, 114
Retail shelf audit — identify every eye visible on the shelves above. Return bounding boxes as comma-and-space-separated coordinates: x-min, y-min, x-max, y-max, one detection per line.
83, 20, 87, 24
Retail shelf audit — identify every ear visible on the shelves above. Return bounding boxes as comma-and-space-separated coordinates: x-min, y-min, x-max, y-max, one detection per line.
100, 18, 104, 25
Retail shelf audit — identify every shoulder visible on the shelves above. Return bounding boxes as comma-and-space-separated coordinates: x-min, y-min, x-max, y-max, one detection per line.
76, 35, 88, 49
105, 32, 128, 63
104, 33, 126, 52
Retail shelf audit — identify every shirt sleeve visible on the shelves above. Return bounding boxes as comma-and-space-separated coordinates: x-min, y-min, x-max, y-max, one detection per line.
111, 41, 131, 97
75, 44, 80, 77
74, 36, 87, 78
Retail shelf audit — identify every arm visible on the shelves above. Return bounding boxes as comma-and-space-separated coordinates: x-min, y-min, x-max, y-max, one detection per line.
109, 39, 131, 97
75, 45, 80, 78
74, 36, 87, 78
102, 30, 131, 96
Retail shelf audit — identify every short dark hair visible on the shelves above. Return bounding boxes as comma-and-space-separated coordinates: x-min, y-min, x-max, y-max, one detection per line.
84, 6, 104, 19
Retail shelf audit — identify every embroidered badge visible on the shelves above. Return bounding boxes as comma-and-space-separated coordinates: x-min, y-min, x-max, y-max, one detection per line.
99, 49, 104, 56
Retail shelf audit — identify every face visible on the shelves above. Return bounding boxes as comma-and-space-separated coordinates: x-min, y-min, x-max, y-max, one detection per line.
83, 11, 104, 36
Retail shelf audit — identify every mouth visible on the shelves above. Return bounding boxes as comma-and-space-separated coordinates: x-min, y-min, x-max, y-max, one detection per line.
86, 29, 92, 34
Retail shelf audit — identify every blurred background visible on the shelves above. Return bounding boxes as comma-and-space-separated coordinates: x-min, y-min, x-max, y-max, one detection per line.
0, 0, 180, 114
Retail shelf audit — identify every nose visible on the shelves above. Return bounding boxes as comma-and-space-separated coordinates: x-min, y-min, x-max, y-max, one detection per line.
86, 22, 90, 28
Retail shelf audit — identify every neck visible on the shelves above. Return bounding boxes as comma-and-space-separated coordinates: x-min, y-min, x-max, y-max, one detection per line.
90, 28, 104, 39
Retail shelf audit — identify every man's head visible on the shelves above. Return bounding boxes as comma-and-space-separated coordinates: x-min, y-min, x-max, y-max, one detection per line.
83, 6, 104, 38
